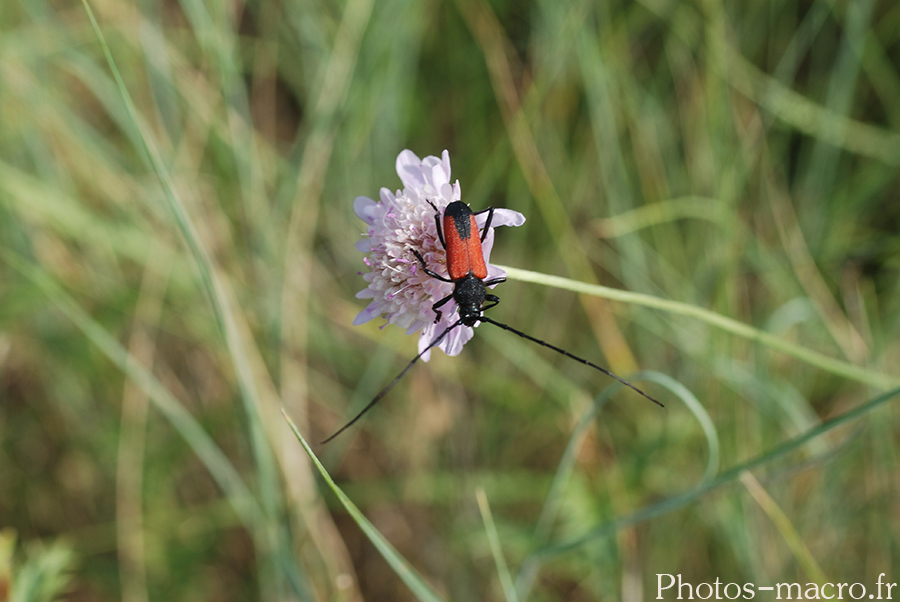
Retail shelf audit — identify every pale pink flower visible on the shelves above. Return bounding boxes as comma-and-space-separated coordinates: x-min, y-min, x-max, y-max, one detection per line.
353, 149, 525, 360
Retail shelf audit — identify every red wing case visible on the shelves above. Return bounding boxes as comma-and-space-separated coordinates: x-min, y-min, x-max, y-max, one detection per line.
443, 202, 488, 280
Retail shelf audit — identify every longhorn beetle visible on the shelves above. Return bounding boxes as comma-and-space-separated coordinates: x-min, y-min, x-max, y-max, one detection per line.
322, 200, 663, 443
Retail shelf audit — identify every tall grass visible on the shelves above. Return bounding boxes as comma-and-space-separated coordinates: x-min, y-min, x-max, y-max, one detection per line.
1, 0, 898, 600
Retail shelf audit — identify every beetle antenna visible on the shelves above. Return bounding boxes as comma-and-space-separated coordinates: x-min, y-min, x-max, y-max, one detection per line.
478, 316, 664, 408
322, 319, 465, 443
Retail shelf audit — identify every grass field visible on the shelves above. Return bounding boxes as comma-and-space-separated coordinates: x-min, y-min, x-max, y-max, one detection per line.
1, 0, 899, 600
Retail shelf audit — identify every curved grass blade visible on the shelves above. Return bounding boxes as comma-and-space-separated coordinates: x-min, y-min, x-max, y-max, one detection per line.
497, 265, 898, 389
516, 371, 718, 599
282, 409, 446, 602
527, 384, 900, 562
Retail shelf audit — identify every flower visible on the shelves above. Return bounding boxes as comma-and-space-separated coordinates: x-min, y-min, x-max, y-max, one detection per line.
353, 149, 526, 360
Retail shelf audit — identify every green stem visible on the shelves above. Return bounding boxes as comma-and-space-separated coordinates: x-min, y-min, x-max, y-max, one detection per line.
496, 265, 897, 389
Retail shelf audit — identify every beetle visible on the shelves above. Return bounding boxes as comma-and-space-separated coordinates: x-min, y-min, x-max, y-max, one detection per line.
322, 201, 662, 443
411, 200, 506, 326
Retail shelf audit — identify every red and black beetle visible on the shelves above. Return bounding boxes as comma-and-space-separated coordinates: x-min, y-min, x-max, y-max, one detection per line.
323, 201, 662, 443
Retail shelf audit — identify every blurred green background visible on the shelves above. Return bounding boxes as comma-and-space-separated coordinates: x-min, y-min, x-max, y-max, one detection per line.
1, 0, 898, 600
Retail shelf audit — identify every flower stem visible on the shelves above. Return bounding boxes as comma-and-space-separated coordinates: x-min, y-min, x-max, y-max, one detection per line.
496, 265, 897, 389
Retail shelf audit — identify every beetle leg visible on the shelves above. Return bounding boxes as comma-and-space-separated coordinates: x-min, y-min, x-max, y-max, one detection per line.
426, 199, 446, 248
431, 293, 454, 323
482, 293, 501, 312
412, 250, 453, 283
473, 206, 495, 242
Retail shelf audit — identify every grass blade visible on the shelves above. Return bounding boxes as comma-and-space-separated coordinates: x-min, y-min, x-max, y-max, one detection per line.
739, 471, 828, 584
282, 409, 446, 602
2, 249, 264, 534
498, 265, 898, 389
475, 488, 519, 602
516, 371, 718, 599
528, 384, 900, 561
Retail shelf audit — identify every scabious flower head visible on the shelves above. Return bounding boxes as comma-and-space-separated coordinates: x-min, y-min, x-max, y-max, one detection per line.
353, 149, 525, 360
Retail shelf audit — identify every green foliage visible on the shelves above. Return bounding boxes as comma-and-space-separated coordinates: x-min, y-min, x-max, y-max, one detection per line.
1, 0, 898, 599
0, 530, 75, 602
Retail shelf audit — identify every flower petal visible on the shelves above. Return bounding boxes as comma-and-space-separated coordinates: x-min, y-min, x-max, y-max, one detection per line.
354, 196, 379, 224
440, 149, 451, 182
396, 149, 426, 190
431, 162, 449, 189
481, 227, 495, 256
439, 182, 454, 203
486, 264, 507, 283
440, 324, 475, 356
379, 187, 396, 206
476, 207, 526, 228
353, 302, 381, 325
